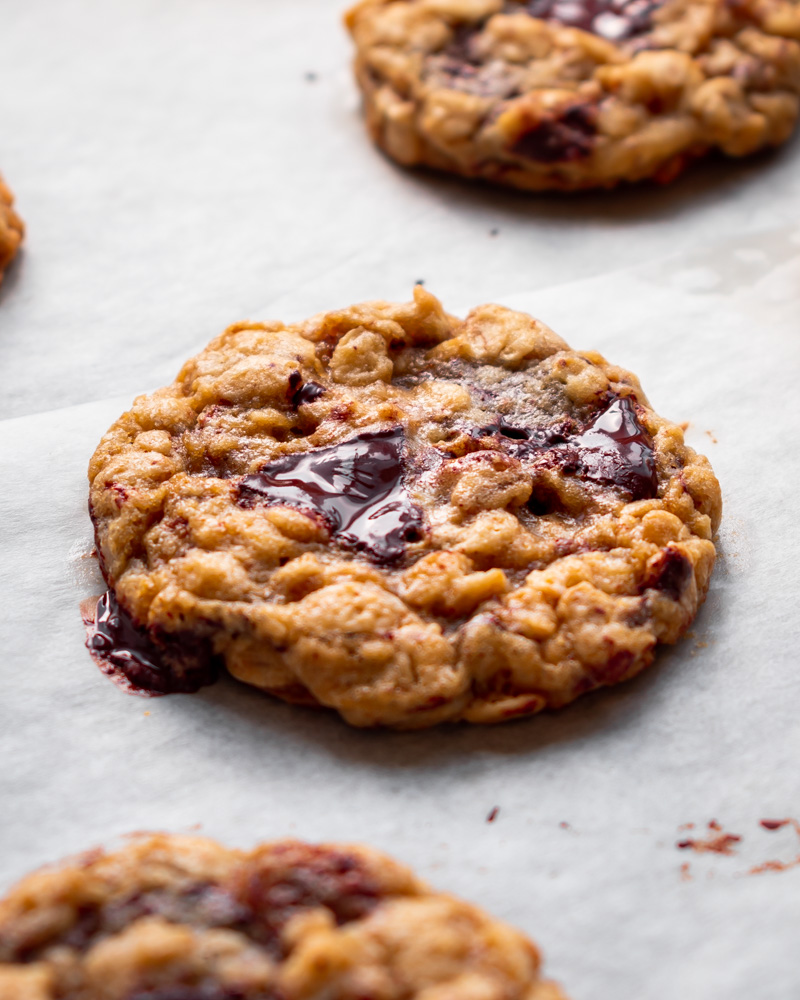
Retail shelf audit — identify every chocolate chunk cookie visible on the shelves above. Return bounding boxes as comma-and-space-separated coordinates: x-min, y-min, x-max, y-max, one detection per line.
0, 176, 23, 283
87, 288, 721, 727
345, 0, 800, 190
0, 835, 568, 1000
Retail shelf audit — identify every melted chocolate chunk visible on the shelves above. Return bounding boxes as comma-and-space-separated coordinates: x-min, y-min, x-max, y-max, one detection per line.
12, 883, 249, 965
478, 418, 570, 458
230, 844, 382, 958
292, 380, 327, 408
479, 396, 657, 500
479, 418, 530, 441
237, 428, 425, 565
512, 105, 596, 164
522, 0, 660, 40
86, 591, 218, 694
642, 545, 692, 600
566, 396, 658, 499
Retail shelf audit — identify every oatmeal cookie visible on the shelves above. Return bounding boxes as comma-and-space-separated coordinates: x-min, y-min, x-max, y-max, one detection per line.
87, 287, 721, 727
0, 834, 568, 1000
345, 0, 800, 190
0, 175, 23, 283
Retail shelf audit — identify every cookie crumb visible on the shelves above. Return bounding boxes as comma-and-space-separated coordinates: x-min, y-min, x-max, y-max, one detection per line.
680, 862, 692, 881
705, 430, 718, 444
749, 856, 800, 876
677, 831, 741, 855
559, 821, 570, 830
487, 807, 500, 823
760, 819, 791, 831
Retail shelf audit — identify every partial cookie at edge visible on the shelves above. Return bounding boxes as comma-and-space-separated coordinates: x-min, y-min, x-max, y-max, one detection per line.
0, 176, 23, 282
0, 834, 569, 1000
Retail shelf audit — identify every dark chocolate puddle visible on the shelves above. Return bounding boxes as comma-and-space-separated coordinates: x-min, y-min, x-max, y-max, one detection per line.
84, 590, 219, 695
237, 427, 425, 565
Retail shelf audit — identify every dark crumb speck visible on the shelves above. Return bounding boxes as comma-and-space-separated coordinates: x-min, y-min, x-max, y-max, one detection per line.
415, 279, 425, 285
305, 72, 318, 82
760, 819, 791, 831
489, 228, 499, 237
487, 807, 500, 823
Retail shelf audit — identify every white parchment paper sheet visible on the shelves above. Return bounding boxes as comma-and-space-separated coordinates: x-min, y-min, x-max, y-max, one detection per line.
1, 3, 799, 999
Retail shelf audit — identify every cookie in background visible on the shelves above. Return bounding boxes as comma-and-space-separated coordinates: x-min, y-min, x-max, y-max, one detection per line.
346, 0, 800, 190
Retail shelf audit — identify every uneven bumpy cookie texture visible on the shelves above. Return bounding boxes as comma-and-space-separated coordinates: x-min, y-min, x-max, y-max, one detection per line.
345, 0, 800, 190
0, 835, 567, 1000
88, 288, 721, 727
0, 175, 23, 283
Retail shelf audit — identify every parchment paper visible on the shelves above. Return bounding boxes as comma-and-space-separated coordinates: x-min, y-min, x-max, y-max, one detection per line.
1, 3, 799, 999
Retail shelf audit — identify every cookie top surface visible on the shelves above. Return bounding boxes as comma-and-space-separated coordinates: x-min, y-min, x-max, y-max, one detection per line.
88, 288, 721, 727
0, 176, 24, 282
345, 0, 800, 189
0, 834, 567, 1000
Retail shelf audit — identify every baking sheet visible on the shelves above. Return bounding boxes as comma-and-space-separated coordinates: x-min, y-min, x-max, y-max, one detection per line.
1, 2, 800, 999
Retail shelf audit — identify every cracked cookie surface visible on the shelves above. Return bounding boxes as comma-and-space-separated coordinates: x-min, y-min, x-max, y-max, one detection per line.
0, 176, 23, 283
345, 0, 800, 190
0, 834, 567, 1000
87, 287, 721, 727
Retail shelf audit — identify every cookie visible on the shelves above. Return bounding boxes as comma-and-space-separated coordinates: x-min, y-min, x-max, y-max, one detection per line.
345, 0, 800, 190
0, 834, 568, 1000
0, 176, 23, 283
87, 287, 721, 727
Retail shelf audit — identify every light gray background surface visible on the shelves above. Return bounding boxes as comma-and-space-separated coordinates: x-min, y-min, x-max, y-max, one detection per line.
1, 3, 799, 999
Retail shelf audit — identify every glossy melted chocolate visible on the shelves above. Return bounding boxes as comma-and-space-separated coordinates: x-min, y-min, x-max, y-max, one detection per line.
237, 427, 425, 565
481, 396, 658, 500
567, 395, 659, 498
523, 0, 660, 40
292, 380, 327, 407
86, 590, 218, 695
